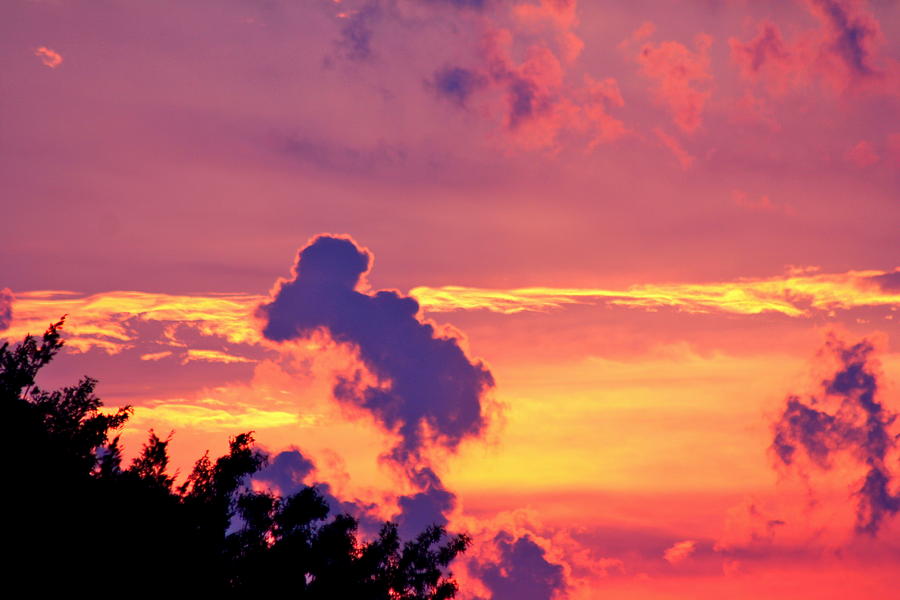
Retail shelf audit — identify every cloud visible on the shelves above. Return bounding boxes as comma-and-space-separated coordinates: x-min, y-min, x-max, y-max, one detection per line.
805, 0, 881, 78
654, 128, 695, 169
426, 0, 625, 151
409, 267, 900, 317
6, 268, 900, 355
253, 448, 316, 496
3, 290, 262, 354
0, 289, 12, 331
433, 66, 487, 107
845, 140, 879, 167
337, 4, 380, 61
638, 34, 713, 133
663, 540, 697, 564
131, 402, 306, 432
771, 335, 900, 535
426, 0, 490, 10
473, 532, 567, 600
259, 234, 495, 467
253, 447, 384, 536
394, 466, 456, 539
731, 1, 889, 95
730, 23, 798, 95
34, 46, 62, 68
868, 270, 900, 292
732, 190, 795, 216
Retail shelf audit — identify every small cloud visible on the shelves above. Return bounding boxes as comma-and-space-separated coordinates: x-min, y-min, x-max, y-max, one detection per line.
663, 540, 696, 564
140, 350, 173, 361
654, 128, 694, 169
34, 46, 63, 69
845, 140, 879, 167
638, 34, 713, 134
732, 190, 795, 216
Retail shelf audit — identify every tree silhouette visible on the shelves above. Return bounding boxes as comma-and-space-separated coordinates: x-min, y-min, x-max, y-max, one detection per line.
1, 318, 470, 596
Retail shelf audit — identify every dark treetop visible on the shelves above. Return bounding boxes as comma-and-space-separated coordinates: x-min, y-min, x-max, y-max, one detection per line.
2, 318, 469, 597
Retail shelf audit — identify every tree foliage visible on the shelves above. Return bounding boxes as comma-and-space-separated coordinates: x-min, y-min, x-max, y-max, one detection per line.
1, 318, 470, 596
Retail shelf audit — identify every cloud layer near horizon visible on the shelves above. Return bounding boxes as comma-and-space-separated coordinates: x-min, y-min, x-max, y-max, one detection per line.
5, 266, 896, 355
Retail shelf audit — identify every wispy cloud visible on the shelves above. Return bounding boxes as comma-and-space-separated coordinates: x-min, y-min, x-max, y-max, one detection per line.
411, 268, 900, 317
34, 46, 62, 68
5, 268, 898, 357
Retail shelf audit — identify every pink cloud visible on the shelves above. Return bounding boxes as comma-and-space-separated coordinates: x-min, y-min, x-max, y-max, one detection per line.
663, 540, 697, 564
886, 133, 900, 166
730, 92, 781, 132
731, 1, 894, 96
638, 34, 713, 133
845, 140, 879, 167
730, 23, 802, 96
732, 190, 795, 215
448, 1, 627, 152
654, 128, 694, 169
34, 46, 63, 68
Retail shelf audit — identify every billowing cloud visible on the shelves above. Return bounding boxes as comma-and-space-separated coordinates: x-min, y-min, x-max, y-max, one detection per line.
427, 0, 626, 150
253, 448, 316, 495
730, 0, 890, 95
259, 234, 495, 466
0, 289, 12, 331
638, 34, 713, 133
34, 46, 62, 68
772, 335, 900, 535
394, 466, 456, 539
805, 0, 881, 78
473, 532, 567, 600
730, 23, 798, 95
253, 447, 384, 535
433, 66, 486, 107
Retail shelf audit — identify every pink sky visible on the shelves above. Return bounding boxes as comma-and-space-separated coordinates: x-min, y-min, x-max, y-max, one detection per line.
2, 1, 899, 598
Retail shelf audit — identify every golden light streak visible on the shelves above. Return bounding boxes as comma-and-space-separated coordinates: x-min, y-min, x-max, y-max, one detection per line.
410, 268, 900, 317
6, 290, 263, 353
128, 400, 316, 432
182, 349, 257, 364
4, 268, 897, 355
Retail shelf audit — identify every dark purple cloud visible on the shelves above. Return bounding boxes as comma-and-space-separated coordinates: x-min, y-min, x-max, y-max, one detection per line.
0, 289, 12, 331
732, 23, 790, 74
473, 532, 566, 600
772, 335, 899, 535
868, 269, 900, 292
253, 448, 383, 536
254, 448, 316, 495
432, 66, 486, 107
426, 0, 491, 9
807, 0, 880, 76
259, 235, 495, 466
338, 4, 380, 61
394, 466, 456, 539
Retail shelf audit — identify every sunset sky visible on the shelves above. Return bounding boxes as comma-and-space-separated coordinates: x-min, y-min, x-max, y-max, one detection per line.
2, 1, 899, 598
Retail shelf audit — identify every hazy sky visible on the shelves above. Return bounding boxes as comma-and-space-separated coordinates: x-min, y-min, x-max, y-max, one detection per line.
2, 1, 899, 598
